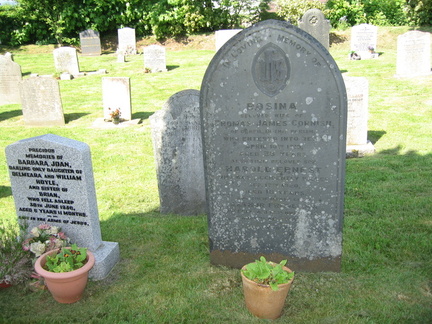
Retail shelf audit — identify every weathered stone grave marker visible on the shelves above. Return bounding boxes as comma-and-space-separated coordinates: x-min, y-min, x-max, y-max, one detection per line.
19, 77, 65, 126
0, 54, 22, 105
79, 29, 102, 56
350, 24, 378, 59
53, 47, 80, 75
299, 8, 331, 50
396, 30, 431, 77
215, 29, 242, 51
150, 90, 206, 215
6, 134, 120, 280
201, 20, 347, 271
102, 77, 132, 121
143, 45, 167, 72
343, 76, 375, 157
118, 27, 136, 55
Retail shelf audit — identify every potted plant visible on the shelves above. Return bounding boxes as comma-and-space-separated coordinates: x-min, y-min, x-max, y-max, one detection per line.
34, 243, 95, 303
0, 221, 32, 288
109, 108, 121, 124
240, 256, 295, 320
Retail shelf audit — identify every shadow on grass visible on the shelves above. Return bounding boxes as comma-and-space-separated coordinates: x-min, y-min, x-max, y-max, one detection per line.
368, 130, 386, 144
64, 112, 90, 123
167, 65, 179, 71
0, 185, 12, 199
132, 111, 155, 120
0, 109, 21, 121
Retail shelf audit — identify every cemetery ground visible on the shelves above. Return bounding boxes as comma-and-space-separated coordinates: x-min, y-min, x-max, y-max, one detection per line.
0, 26, 431, 323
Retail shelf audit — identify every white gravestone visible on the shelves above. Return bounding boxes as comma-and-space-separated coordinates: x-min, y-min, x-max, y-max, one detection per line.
53, 47, 80, 75
102, 77, 132, 121
118, 27, 136, 55
396, 31, 431, 77
19, 77, 65, 126
350, 24, 378, 59
0, 54, 22, 105
6, 134, 120, 280
144, 45, 168, 72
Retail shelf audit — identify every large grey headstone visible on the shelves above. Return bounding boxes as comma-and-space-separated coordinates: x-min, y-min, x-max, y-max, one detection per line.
102, 77, 132, 121
6, 134, 119, 280
0, 54, 22, 105
200, 20, 347, 272
143, 45, 168, 72
118, 27, 136, 55
343, 76, 375, 157
53, 47, 80, 75
150, 90, 206, 215
350, 24, 378, 59
19, 77, 65, 126
299, 9, 331, 50
396, 31, 431, 77
79, 29, 102, 56
215, 29, 242, 51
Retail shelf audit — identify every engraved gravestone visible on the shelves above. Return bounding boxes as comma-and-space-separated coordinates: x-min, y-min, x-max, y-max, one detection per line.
350, 24, 378, 59
150, 90, 206, 215
102, 77, 132, 121
144, 45, 167, 72
215, 29, 242, 51
53, 47, 80, 75
396, 31, 431, 77
0, 54, 22, 105
299, 8, 331, 50
200, 20, 347, 271
19, 77, 65, 126
118, 27, 136, 55
6, 134, 120, 280
79, 29, 102, 56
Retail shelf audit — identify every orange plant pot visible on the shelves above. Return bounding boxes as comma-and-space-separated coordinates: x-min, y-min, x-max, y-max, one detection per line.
35, 248, 95, 304
240, 265, 294, 320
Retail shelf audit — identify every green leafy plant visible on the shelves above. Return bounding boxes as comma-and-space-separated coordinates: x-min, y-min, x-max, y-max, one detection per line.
242, 256, 294, 291
44, 244, 88, 273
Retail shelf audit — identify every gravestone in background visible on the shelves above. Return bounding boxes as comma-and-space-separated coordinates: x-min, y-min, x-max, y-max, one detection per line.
143, 45, 168, 72
102, 77, 132, 121
150, 90, 206, 215
215, 29, 242, 51
299, 8, 331, 50
6, 134, 120, 280
201, 20, 347, 271
19, 77, 65, 126
118, 27, 136, 55
79, 29, 102, 56
0, 54, 22, 105
343, 76, 375, 157
396, 31, 431, 77
53, 47, 80, 75
350, 24, 378, 59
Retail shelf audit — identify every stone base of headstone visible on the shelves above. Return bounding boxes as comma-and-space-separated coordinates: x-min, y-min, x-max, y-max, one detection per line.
60, 73, 73, 80
92, 117, 141, 128
89, 241, 120, 280
346, 141, 375, 158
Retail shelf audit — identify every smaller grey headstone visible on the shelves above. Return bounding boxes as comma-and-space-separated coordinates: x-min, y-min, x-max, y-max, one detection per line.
396, 31, 431, 77
118, 27, 136, 55
6, 134, 120, 280
143, 45, 167, 72
150, 90, 206, 215
53, 47, 80, 75
19, 77, 65, 126
350, 24, 378, 59
299, 9, 331, 50
215, 29, 242, 51
79, 29, 102, 56
102, 77, 132, 121
343, 76, 375, 157
0, 54, 22, 105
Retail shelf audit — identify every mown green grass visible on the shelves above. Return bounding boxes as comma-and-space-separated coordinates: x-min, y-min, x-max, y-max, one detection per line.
0, 27, 431, 323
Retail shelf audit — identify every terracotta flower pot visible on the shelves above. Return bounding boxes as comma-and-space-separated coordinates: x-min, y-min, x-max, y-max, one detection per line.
34, 248, 95, 304
240, 264, 294, 320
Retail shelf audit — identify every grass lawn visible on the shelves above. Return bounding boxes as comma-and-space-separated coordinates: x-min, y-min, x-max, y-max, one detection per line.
0, 26, 431, 323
